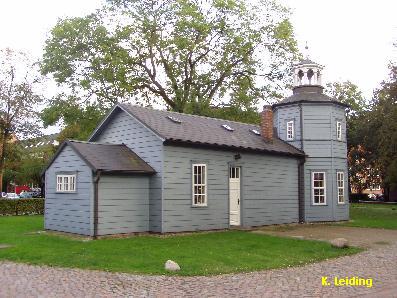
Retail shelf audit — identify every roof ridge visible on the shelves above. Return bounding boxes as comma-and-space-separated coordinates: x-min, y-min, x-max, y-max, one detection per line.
69, 140, 125, 146
119, 103, 260, 128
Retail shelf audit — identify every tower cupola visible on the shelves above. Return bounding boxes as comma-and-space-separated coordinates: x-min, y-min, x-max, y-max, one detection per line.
293, 59, 323, 87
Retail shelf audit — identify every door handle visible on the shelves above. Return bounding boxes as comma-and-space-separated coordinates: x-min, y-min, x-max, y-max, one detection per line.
238, 198, 240, 205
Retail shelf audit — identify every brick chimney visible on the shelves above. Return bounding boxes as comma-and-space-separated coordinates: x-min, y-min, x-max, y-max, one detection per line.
261, 105, 273, 142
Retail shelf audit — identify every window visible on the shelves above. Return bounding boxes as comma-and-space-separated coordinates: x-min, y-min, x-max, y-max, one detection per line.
337, 172, 345, 204
286, 121, 294, 140
229, 167, 240, 179
250, 129, 261, 136
312, 172, 326, 205
166, 115, 182, 123
192, 164, 207, 206
221, 124, 234, 131
56, 175, 76, 192
336, 121, 342, 140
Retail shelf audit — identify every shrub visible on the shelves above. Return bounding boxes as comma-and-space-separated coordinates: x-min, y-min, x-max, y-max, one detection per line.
0, 198, 44, 216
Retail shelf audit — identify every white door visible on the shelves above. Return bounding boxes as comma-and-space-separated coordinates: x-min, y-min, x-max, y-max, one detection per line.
229, 167, 241, 226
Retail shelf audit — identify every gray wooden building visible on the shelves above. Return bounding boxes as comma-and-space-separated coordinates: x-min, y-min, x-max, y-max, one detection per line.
44, 58, 349, 236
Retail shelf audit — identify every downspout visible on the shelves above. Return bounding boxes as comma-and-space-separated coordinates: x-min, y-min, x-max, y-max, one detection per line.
298, 103, 305, 223
298, 157, 306, 223
299, 103, 304, 151
93, 170, 102, 239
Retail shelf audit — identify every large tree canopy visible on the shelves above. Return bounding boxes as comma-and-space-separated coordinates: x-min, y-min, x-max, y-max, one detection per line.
367, 64, 397, 191
0, 48, 44, 191
41, 95, 105, 142
330, 64, 397, 197
41, 0, 299, 113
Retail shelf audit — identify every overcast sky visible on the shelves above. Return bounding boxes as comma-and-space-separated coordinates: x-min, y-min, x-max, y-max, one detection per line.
1, 0, 396, 133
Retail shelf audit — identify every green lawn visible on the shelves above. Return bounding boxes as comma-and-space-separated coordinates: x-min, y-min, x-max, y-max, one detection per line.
340, 203, 397, 230
0, 216, 360, 276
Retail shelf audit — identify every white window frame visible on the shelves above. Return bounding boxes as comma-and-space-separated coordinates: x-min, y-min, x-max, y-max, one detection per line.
286, 120, 294, 141
56, 174, 76, 192
336, 121, 342, 141
192, 164, 207, 206
312, 172, 326, 205
337, 171, 345, 204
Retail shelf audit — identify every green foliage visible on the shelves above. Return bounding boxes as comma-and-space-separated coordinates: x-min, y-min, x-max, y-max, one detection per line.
0, 216, 359, 276
0, 199, 44, 216
15, 144, 56, 186
326, 81, 368, 117
369, 64, 397, 190
0, 48, 45, 192
339, 63, 397, 196
41, 96, 106, 142
2, 139, 57, 189
2, 142, 23, 192
41, 0, 299, 114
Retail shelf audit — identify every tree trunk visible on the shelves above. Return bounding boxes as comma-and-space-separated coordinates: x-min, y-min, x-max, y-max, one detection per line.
0, 133, 7, 193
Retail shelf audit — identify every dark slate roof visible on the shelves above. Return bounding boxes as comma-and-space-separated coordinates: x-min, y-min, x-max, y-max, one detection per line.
117, 104, 304, 157
273, 86, 350, 108
45, 140, 155, 175
296, 58, 318, 65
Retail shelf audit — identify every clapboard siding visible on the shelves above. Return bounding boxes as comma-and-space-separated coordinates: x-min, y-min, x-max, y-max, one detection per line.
303, 159, 349, 222
273, 104, 302, 150
97, 175, 150, 235
302, 104, 349, 222
45, 146, 93, 236
90, 108, 163, 232
162, 146, 299, 232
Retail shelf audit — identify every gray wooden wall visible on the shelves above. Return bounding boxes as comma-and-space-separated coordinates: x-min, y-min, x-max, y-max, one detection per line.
45, 146, 94, 236
302, 104, 349, 221
273, 103, 349, 222
90, 108, 164, 232
273, 104, 302, 150
97, 175, 150, 235
162, 145, 299, 232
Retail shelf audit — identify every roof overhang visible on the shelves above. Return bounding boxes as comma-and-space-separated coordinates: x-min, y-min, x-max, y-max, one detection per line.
163, 139, 306, 159
272, 100, 350, 109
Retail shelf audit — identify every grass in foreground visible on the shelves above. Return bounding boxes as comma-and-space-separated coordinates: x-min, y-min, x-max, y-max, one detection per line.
340, 203, 397, 230
0, 216, 360, 276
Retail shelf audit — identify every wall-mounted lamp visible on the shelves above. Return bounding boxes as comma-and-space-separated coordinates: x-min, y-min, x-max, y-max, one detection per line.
234, 153, 241, 160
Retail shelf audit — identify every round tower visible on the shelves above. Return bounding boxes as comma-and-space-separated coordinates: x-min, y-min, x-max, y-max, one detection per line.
272, 58, 349, 223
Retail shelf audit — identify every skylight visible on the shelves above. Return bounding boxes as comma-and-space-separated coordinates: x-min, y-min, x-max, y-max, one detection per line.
250, 129, 261, 135
222, 124, 234, 131
167, 115, 182, 124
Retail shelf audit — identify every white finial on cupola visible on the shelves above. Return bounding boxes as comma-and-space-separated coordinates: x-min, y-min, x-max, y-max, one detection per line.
293, 43, 324, 87
304, 41, 310, 59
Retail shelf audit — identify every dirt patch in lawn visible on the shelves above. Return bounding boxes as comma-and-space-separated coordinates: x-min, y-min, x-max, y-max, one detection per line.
0, 244, 13, 249
254, 224, 397, 248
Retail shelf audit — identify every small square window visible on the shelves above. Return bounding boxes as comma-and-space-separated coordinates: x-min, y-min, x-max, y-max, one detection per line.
56, 174, 76, 192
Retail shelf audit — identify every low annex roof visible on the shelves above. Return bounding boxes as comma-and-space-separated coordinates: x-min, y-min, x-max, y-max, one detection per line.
44, 140, 155, 175
110, 104, 304, 157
